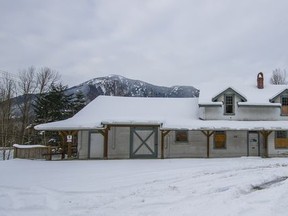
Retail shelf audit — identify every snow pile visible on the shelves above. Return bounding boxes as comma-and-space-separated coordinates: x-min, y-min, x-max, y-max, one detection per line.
13, 144, 46, 149
1, 158, 288, 216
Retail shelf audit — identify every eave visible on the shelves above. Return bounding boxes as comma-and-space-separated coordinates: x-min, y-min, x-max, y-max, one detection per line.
199, 102, 222, 107
237, 102, 281, 107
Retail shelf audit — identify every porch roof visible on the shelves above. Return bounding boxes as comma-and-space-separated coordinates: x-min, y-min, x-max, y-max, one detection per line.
162, 120, 288, 131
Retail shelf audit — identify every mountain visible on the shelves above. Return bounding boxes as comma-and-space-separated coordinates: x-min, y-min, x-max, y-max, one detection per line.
11, 75, 199, 117
66, 75, 199, 103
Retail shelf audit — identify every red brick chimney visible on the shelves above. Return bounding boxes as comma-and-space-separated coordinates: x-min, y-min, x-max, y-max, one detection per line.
257, 72, 264, 89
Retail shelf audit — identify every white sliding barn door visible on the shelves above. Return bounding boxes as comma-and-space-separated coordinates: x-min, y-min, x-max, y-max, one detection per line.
248, 132, 260, 157
90, 132, 104, 159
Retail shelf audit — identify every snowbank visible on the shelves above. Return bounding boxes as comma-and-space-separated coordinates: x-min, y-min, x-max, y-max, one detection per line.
13, 144, 46, 149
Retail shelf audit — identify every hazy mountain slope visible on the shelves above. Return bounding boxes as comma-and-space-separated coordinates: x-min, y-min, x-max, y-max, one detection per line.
10, 75, 199, 117
66, 75, 199, 102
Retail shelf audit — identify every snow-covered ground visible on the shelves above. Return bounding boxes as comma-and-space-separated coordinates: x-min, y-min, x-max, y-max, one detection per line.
1, 158, 288, 216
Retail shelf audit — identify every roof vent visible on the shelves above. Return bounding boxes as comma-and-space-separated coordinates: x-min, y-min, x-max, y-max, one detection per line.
257, 72, 264, 89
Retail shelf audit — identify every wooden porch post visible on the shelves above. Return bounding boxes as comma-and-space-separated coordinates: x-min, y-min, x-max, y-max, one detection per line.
48, 145, 52, 160
161, 130, 170, 159
103, 128, 109, 159
260, 130, 272, 158
201, 130, 214, 158
13, 147, 17, 159
99, 127, 109, 159
59, 131, 66, 158
59, 131, 78, 159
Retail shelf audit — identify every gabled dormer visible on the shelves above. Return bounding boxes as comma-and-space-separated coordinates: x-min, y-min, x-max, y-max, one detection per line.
269, 89, 288, 116
212, 87, 247, 115
198, 72, 288, 121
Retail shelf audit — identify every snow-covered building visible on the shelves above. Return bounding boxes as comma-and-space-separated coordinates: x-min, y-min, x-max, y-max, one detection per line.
35, 73, 288, 159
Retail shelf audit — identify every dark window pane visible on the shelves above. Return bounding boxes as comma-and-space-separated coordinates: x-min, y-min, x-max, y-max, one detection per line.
225, 95, 234, 114
282, 97, 288, 105
276, 131, 287, 138
175, 131, 188, 142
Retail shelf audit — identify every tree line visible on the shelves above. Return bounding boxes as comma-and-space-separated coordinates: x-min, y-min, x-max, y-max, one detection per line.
0, 66, 86, 160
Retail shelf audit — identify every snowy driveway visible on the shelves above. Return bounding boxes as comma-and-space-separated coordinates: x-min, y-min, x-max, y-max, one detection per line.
1, 158, 288, 216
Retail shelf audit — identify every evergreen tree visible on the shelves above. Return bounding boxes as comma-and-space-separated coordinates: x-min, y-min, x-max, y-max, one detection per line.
72, 91, 87, 114
33, 93, 50, 123
33, 83, 74, 124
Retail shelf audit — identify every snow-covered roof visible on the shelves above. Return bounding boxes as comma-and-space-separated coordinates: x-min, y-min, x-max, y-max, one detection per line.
166, 120, 288, 131
35, 96, 198, 131
34, 95, 288, 131
197, 81, 288, 106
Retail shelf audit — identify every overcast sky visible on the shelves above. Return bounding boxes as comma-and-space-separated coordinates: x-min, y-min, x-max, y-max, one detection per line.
1, 0, 288, 87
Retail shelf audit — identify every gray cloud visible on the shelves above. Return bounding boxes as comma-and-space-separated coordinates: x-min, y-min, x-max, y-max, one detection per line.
1, 0, 288, 87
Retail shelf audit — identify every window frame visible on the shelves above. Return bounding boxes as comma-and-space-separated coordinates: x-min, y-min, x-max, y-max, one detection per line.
214, 131, 226, 149
275, 131, 288, 149
224, 94, 235, 115
175, 130, 189, 143
281, 95, 288, 116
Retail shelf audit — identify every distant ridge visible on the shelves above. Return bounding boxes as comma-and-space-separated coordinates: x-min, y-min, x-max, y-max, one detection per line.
66, 74, 199, 103
12, 75, 199, 117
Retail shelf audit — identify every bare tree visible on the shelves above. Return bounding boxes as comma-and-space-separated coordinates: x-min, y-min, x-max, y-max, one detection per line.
0, 74, 16, 160
0, 67, 61, 159
36, 67, 60, 94
17, 66, 61, 144
17, 66, 38, 144
270, 68, 287, 85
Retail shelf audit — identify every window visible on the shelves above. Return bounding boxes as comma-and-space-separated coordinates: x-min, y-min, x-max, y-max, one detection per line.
224, 94, 234, 115
276, 131, 287, 138
281, 96, 288, 115
275, 131, 288, 148
214, 131, 226, 149
175, 131, 188, 142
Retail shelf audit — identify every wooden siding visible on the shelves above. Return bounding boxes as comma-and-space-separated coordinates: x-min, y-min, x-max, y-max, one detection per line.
14, 147, 48, 160
210, 131, 248, 157
166, 131, 206, 158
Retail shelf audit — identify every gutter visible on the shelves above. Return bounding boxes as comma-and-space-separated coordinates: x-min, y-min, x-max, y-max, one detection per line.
237, 102, 281, 107
199, 102, 222, 107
